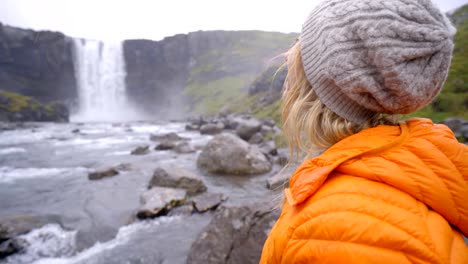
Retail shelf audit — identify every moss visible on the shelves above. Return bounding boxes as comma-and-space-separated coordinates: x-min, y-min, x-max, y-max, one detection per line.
0, 90, 32, 112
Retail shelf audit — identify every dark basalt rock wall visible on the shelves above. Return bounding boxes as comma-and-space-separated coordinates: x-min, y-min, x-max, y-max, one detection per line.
0, 23, 77, 104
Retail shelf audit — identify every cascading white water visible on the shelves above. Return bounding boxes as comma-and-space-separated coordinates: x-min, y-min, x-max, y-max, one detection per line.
72, 39, 141, 122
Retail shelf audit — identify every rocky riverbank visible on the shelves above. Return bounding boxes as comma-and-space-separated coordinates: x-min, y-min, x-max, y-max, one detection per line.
0, 118, 290, 263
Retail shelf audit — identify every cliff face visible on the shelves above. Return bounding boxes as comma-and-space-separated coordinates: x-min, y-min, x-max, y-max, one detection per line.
0, 23, 77, 103
124, 31, 296, 117
0, 22, 296, 119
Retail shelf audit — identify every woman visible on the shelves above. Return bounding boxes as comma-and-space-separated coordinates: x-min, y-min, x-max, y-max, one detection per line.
260, 0, 468, 263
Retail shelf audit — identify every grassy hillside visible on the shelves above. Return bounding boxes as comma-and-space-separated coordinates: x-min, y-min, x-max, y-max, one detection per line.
183, 31, 296, 115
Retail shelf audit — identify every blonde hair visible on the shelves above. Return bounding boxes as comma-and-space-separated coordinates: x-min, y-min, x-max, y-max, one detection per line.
281, 41, 398, 161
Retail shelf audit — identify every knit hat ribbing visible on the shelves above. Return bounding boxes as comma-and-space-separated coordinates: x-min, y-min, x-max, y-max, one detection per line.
300, 0, 456, 123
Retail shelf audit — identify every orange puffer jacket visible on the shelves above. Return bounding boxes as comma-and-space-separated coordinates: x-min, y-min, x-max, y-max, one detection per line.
260, 119, 468, 264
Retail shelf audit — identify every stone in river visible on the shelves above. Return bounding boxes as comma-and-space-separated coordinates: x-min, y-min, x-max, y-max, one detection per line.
88, 168, 119, 180
130, 145, 150, 155
148, 166, 207, 196
192, 193, 225, 213
137, 187, 187, 219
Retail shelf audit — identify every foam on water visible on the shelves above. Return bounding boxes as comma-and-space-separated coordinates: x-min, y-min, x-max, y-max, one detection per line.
3, 224, 77, 264
0, 147, 27, 155
0, 167, 88, 184
3, 217, 182, 264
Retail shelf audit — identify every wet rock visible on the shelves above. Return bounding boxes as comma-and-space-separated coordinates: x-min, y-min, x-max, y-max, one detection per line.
0, 238, 21, 259
88, 168, 119, 180
0, 214, 62, 259
137, 187, 187, 219
185, 123, 200, 131
187, 204, 280, 264
174, 141, 196, 154
115, 163, 132, 172
235, 118, 262, 141
150, 132, 185, 142
167, 204, 194, 217
149, 166, 207, 196
131, 145, 150, 155
200, 123, 225, 135
155, 141, 177, 150
197, 133, 272, 175
248, 132, 264, 144
192, 193, 225, 213
71, 128, 80, 134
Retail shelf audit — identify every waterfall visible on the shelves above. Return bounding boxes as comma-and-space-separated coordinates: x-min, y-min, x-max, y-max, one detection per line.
72, 39, 141, 122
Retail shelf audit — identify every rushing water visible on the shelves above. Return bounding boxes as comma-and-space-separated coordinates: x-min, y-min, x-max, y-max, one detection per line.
72, 40, 142, 122
0, 122, 279, 264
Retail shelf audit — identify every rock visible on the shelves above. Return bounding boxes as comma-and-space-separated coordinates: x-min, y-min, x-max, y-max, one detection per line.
131, 145, 150, 155
148, 166, 207, 196
174, 141, 196, 154
192, 193, 225, 213
187, 204, 280, 264
260, 125, 274, 136
0, 214, 62, 259
262, 118, 276, 128
219, 106, 231, 117
71, 129, 80, 134
235, 118, 262, 141
200, 123, 225, 135
150, 132, 184, 142
443, 117, 464, 137
197, 133, 272, 175
259, 141, 278, 156
137, 187, 187, 219
274, 148, 289, 166
185, 123, 200, 131
462, 122, 468, 139
88, 168, 119, 180
266, 168, 294, 190
167, 204, 194, 217
0, 238, 21, 259
115, 163, 132, 171
155, 141, 176, 150
248, 132, 264, 144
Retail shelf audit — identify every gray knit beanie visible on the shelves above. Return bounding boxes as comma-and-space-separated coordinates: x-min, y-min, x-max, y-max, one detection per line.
300, 0, 456, 123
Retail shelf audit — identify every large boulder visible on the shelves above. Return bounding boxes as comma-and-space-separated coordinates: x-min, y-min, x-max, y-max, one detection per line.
187, 204, 280, 264
200, 123, 225, 135
148, 166, 207, 196
235, 118, 262, 141
197, 133, 272, 175
137, 187, 187, 219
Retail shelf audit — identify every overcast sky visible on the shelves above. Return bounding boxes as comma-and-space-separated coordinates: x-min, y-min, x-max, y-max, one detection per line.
0, 0, 467, 41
